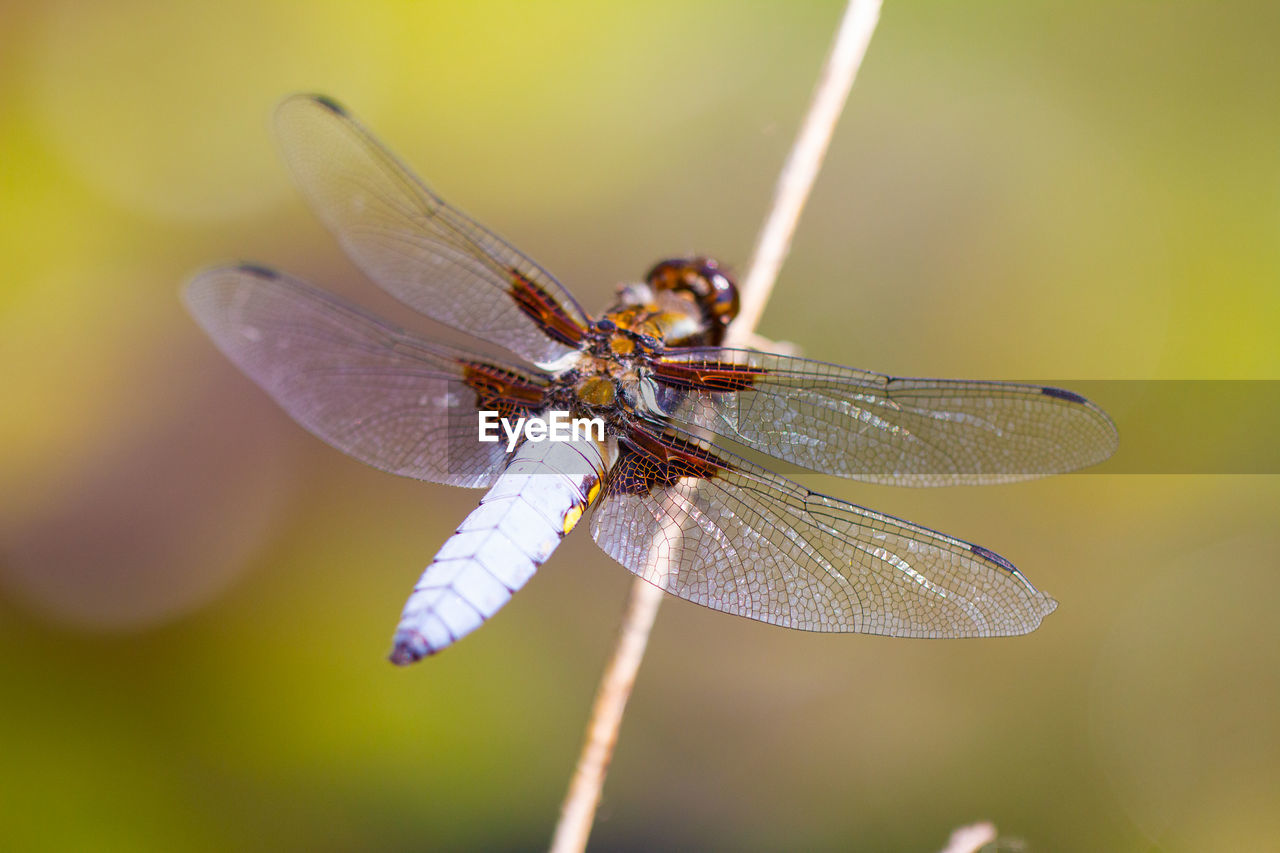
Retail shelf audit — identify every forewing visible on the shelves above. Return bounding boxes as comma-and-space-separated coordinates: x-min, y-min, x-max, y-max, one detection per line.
649, 348, 1118, 485
184, 264, 548, 488
274, 94, 589, 366
590, 425, 1056, 637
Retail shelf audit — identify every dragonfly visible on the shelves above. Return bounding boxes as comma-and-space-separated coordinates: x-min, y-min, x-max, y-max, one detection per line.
185, 94, 1118, 665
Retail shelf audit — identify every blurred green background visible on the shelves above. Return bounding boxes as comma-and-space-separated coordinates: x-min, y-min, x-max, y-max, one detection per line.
2, 1, 1278, 850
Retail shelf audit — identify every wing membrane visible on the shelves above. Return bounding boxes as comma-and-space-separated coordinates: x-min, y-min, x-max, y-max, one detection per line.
274, 94, 589, 366
591, 425, 1056, 637
184, 264, 548, 487
649, 348, 1118, 485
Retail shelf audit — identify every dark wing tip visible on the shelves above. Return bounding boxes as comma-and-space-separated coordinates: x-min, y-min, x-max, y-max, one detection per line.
181, 263, 273, 307
309, 94, 348, 116
970, 543, 1057, 621
1041, 385, 1088, 405
234, 262, 281, 279
276, 93, 349, 118
970, 543, 1017, 574
1040, 384, 1120, 461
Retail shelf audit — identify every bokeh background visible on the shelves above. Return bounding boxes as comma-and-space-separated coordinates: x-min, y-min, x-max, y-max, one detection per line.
3, 2, 1278, 850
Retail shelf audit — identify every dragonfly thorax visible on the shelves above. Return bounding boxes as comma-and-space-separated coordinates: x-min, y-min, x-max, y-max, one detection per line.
555, 349, 647, 422
575, 374, 617, 408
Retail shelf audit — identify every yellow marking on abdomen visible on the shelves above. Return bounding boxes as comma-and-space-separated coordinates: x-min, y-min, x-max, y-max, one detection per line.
563, 503, 585, 534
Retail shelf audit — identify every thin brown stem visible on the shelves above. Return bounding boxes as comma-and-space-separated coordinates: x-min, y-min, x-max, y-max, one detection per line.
549, 2, 883, 851
548, 579, 663, 853
731, 0, 883, 344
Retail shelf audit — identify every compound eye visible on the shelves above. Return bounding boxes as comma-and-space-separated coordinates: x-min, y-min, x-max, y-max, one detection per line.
707, 272, 739, 321
644, 259, 685, 292
595, 318, 617, 333
643, 258, 740, 338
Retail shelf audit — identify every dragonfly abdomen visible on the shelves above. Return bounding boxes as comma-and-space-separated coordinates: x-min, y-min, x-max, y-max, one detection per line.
389, 437, 610, 664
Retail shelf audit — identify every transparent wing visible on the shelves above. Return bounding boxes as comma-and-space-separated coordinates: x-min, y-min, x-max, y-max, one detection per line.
649, 348, 1118, 485
274, 93, 589, 367
184, 264, 550, 488
591, 425, 1056, 637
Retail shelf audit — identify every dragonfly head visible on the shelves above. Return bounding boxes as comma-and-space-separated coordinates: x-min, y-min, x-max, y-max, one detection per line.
644, 257, 739, 345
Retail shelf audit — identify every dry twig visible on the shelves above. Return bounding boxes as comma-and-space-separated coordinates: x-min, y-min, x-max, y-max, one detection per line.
938, 821, 998, 853
549, 2, 883, 850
